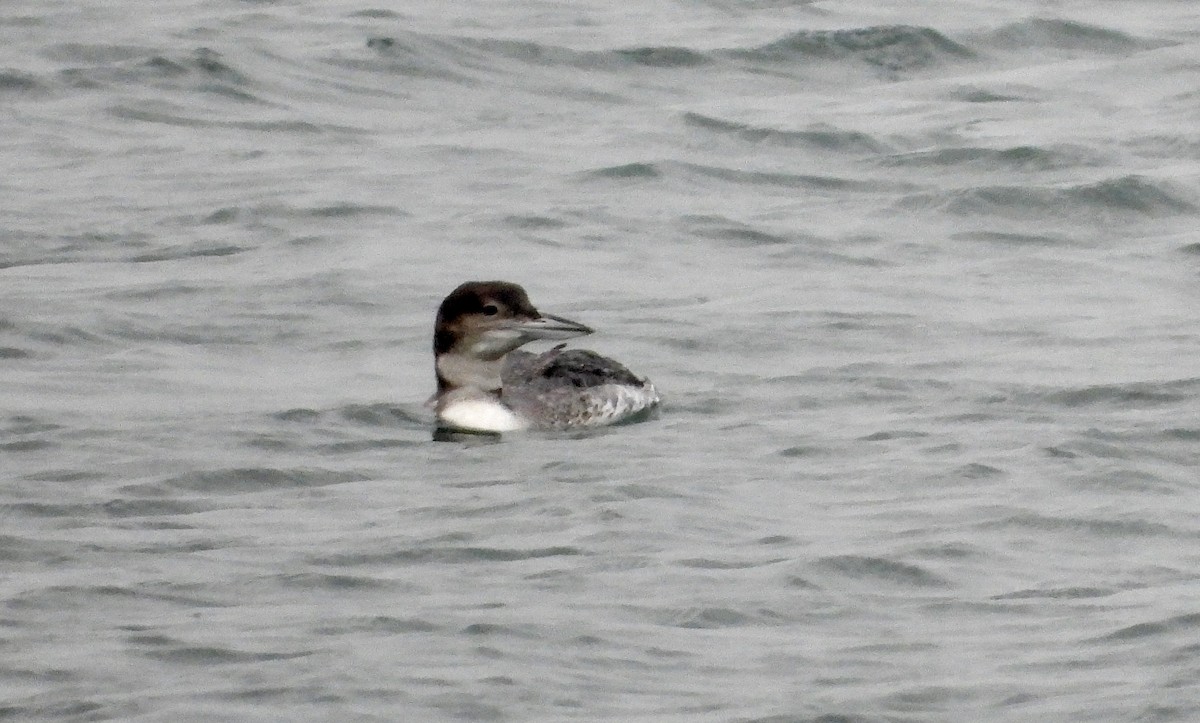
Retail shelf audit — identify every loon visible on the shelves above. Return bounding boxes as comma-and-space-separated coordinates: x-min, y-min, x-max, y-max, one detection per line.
431, 281, 660, 433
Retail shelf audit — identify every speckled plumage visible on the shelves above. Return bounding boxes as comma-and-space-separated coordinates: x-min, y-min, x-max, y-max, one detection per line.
502, 347, 660, 429
431, 281, 660, 433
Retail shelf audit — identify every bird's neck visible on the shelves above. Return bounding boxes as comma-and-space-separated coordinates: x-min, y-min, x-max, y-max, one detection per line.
435, 351, 504, 396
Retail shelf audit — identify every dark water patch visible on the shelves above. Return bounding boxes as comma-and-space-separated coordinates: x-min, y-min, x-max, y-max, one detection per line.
158, 47, 246, 83
21, 469, 93, 482
142, 645, 313, 665
198, 82, 261, 103
879, 144, 1101, 171
946, 85, 1025, 103
107, 102, 224, 127
1124, 132, 1200, 158
421, 694, 504, 721
1043, 445, 1077, 459
51, 46, 254, 96
0, 666, 75, 684
106, 319, 287, 346
155, 467, 365, 494
606, 483, 689, 501
7, 583, 229, 611
978, 18, 1162, 54
0, 535, 72, 564
202, 207, 239, 224
444, 478, 520, 490
108, 103, 334, 134
1072, 176, 1195, 214
434, 428, 506, 445
3, 501, 94, 518
315, 616, 439, 635
0, 700, 116, 721
652, 606, 762, 629
1043, 380, 1194, 408
682, 112, 888, 153
364, 29, 707, 85
132, 520, 196, 531
1, 230, 160, 269
42, 43, 150, 64
366, 37, 399, 51
614, 46, 710, 68
0, 70, 40, 93
1075, 468, 1180, 495
911, 543, 984, 560
417, 500, 524, 520
350, 9, 405, 19
957, 462, 1004, 479
462, 622, 542, 638
274, 407, 323, 422
102, 498, 208, 518
883, 685, 974, 712
2, 416, 62, 436
685, 215, 792, 246
585, 162, 662, 180
502, 214, 567, 230
233, 118, 333, 133
858, 430, 929, 441
126, 633, 178, 647
0, 439, 54, 452
1162, 428, 1200, 441
779, 445, 826, 458
141, 55, 189, 77
1045, 436, 1134, 462
129, 244, 245, 263
689, 218, 888, 266
220, 686, 319, 704
786, 576, 821, 590
676, 557, 783, 570
104, 284, 206, 301
308, 203, 405, 218
994, 586, 1117, 600
744, 717, 876, 723
104, 537, 222, 554
679, 161, 882, 192
951, 230, 1069, 247
758, 535, 796, 545
904, 175, 1196, 218
991, 513, 1176, 537
815, 555, 948, 587
275, 573, 389, 591
404, 33, 556, 72
312, 545, 581, 567
812, 310, 917, 331
338, 403, 429, 427
372, 31, 716, 76
243, 435, 293, 451
364, 35, 477, 83
61, 230, 154, 252
1098, 613, 1200, 642
733, 25, 974, 73
316, 438, 421, 454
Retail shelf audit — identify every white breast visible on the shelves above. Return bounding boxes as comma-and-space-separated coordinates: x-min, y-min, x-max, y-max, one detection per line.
437, 396, 529, 433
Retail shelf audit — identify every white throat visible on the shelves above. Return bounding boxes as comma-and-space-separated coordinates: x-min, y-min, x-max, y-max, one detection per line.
436, 352, 504, 393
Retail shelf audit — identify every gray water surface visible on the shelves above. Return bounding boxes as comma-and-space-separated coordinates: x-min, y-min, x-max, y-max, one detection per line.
3, 1, 1200, 720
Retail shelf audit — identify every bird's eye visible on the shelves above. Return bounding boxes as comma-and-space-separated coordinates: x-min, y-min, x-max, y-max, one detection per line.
482, 304, 499, 316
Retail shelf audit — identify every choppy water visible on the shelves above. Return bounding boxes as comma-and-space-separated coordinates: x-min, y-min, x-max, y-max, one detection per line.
3, 1, 1200, 720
